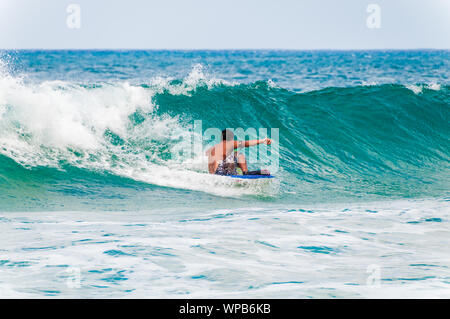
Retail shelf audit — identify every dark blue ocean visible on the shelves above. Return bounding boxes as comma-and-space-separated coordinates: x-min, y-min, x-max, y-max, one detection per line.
0, 50, 449, 297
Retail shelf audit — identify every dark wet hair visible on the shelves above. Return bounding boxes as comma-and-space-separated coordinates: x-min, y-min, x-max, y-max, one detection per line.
222, 129, 234, 141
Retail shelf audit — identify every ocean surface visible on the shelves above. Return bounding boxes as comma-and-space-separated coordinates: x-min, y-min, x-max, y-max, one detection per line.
0, 50, 449, 298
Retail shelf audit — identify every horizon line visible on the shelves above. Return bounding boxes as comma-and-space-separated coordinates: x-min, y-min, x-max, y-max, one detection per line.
1, 47, 449, 51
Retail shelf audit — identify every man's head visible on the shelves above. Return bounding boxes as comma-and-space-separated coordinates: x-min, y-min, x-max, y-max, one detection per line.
221, 129, 234, 141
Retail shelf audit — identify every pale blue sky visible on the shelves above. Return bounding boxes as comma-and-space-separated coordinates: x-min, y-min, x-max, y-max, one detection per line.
0, 0, 449, 49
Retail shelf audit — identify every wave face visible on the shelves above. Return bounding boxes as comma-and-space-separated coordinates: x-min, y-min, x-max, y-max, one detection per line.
0, 50, 449, 210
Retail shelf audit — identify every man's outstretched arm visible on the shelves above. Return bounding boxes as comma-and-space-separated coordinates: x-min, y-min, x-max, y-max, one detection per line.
234, 138, 272, 149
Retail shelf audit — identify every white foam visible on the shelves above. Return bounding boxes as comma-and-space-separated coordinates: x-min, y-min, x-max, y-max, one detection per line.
405, 84, 423, 95
427, 82, 441, 91
159, 64, 238, 96
362, 81, 378, 86
405, 82, 444, 94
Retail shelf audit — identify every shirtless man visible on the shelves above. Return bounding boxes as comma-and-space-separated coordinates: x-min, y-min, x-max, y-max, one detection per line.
206, 129, 272, 175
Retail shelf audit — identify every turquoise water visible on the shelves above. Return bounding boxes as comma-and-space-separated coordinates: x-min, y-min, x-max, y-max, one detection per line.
0, 50, 449, 297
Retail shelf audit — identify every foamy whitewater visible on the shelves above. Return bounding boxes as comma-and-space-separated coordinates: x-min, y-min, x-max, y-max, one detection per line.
0, 50, 449, 298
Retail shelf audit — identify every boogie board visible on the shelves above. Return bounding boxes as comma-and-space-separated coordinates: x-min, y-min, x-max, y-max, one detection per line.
227, 175, 274, 179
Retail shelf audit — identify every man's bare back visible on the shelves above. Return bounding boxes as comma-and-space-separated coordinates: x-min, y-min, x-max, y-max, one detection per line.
206, 129, 272, 175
